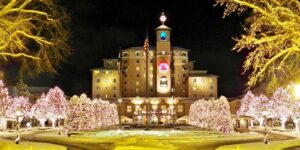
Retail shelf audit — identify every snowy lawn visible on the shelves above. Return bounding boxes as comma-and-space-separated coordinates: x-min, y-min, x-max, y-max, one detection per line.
217, 139, 300, 150
0, 138, 66, 150
33, 129, 263, 150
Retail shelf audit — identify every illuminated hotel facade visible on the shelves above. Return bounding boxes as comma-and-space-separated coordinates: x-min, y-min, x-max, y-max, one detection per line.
91, 13, 218, 125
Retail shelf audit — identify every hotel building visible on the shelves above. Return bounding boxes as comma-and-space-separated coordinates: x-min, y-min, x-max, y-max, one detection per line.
91, 13, 218, 125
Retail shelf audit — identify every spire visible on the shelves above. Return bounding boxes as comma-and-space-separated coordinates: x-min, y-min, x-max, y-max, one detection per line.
144, 27, 149, 53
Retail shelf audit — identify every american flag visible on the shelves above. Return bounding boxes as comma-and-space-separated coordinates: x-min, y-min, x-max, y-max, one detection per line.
144, 37, 149, 55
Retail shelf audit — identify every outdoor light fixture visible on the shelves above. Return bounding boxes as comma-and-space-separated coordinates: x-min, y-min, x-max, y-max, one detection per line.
160, 12, 167, 24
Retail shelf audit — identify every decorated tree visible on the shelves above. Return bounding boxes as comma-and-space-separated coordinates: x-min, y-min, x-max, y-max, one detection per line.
215, 0, 300, 92
65, 94, 118, 131
5, 96, 31, 127
270, 87, 294, 129
0, 0, 71, 76
189, 96, 233, 134
46, 86, 68, 128
0, 80, 12, 117
31, 94, 49, 127
16, 80, 31, 99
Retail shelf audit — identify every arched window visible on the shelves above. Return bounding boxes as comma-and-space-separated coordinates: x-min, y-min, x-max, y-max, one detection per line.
160, 32, 166, 41
160, 76, 168, 87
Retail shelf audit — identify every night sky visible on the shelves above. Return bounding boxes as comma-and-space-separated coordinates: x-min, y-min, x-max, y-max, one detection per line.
19, 0, 248, 98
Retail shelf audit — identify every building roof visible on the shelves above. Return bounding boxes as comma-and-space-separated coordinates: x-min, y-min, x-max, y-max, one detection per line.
90, 68, 119, 71
120, 46, 190, 52
155, 25, 172, 30
189, 70, 219, 77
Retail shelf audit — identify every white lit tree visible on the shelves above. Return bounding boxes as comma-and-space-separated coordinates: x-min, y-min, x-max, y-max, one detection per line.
31, 94, 49, 128
46, 86, 68, 128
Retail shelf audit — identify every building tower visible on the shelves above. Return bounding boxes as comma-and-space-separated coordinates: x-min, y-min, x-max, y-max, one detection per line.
156, 12, 172, 97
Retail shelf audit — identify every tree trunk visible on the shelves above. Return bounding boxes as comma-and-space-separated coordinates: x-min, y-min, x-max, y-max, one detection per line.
50, 118, 56, 128
293, 119, 299, 133
39, 118, 47, 128
280, 117, 287, 130
250, 120, 254, 127
258, 118, 264, 127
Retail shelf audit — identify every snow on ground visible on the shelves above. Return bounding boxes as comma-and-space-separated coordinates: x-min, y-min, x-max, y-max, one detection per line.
217, 139, 300, 150
0, 138, 66, 150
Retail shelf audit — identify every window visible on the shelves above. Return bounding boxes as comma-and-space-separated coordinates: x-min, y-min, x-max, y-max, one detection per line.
124, 81, 127, 84
136, 67, 140, 71
136, 52, 140, 56
150, 60, 153, 63
160, 32, 167, 40
123, 60, 128, 64
123, 52, 128, 57
113, 79, 117, 83
105, 79, 109, 83
124, 88, 127, 91
97, 79, 100, 83
183, 74, 186, 77
160, 76, 168, 87
136, 81, 140, 86
210, 94, 214, 97
193, 86, 197, 91
181, 52, 187, 57
96, 94, 100, 98
161, 105, 166, 110
124, 74, 127, 78
162, 50, 166, 55
182, 60, 187, 63
127, 106, 132, 113
96, 87, 100, 90
137, 74, 140, 78
136, 88, 139, 93
183, 81, 186, 85
113, 87, 116, 90
136, 60, 140, 63
193, 78, 197, 83
113, 94, 117, 98
178, 105, 183, 113
210, 85, 213, 91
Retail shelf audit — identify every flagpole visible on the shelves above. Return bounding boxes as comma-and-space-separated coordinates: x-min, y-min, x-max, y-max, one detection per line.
144, 29, 150, 131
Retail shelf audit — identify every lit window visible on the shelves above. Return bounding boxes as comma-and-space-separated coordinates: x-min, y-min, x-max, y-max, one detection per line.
127, 106, 132, 113
160, 32, 166, 40
136, 81, 140, 85
178, 105, 183, 113
209, 79, 213, 83
136, 67, 140, 71
161, 105, 166, 110
162, 50, 165, 55
105, 79, 109, 83
193, 86, 197, 91
150, 67, 153, 71
160, 76, 168, 87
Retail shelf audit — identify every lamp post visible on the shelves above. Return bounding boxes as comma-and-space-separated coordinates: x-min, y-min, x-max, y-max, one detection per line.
16, 110, 22, 132
118, 99, 122, 130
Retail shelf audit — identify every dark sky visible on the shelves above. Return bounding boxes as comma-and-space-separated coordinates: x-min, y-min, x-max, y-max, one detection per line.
20, 0, 248, 97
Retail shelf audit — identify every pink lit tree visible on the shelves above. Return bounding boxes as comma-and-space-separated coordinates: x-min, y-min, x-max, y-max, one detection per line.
46, 86, 68, 128
5, 96, 31, 123
65, 94, 118, 131
189, 96, 233, 134
0, 80, 12, 118
31, 94, 49, 128
269, 87, 294, 130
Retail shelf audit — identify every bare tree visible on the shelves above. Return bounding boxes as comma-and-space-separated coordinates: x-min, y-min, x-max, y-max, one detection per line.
0, 0, 71, 75
215, 0, 300, 92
